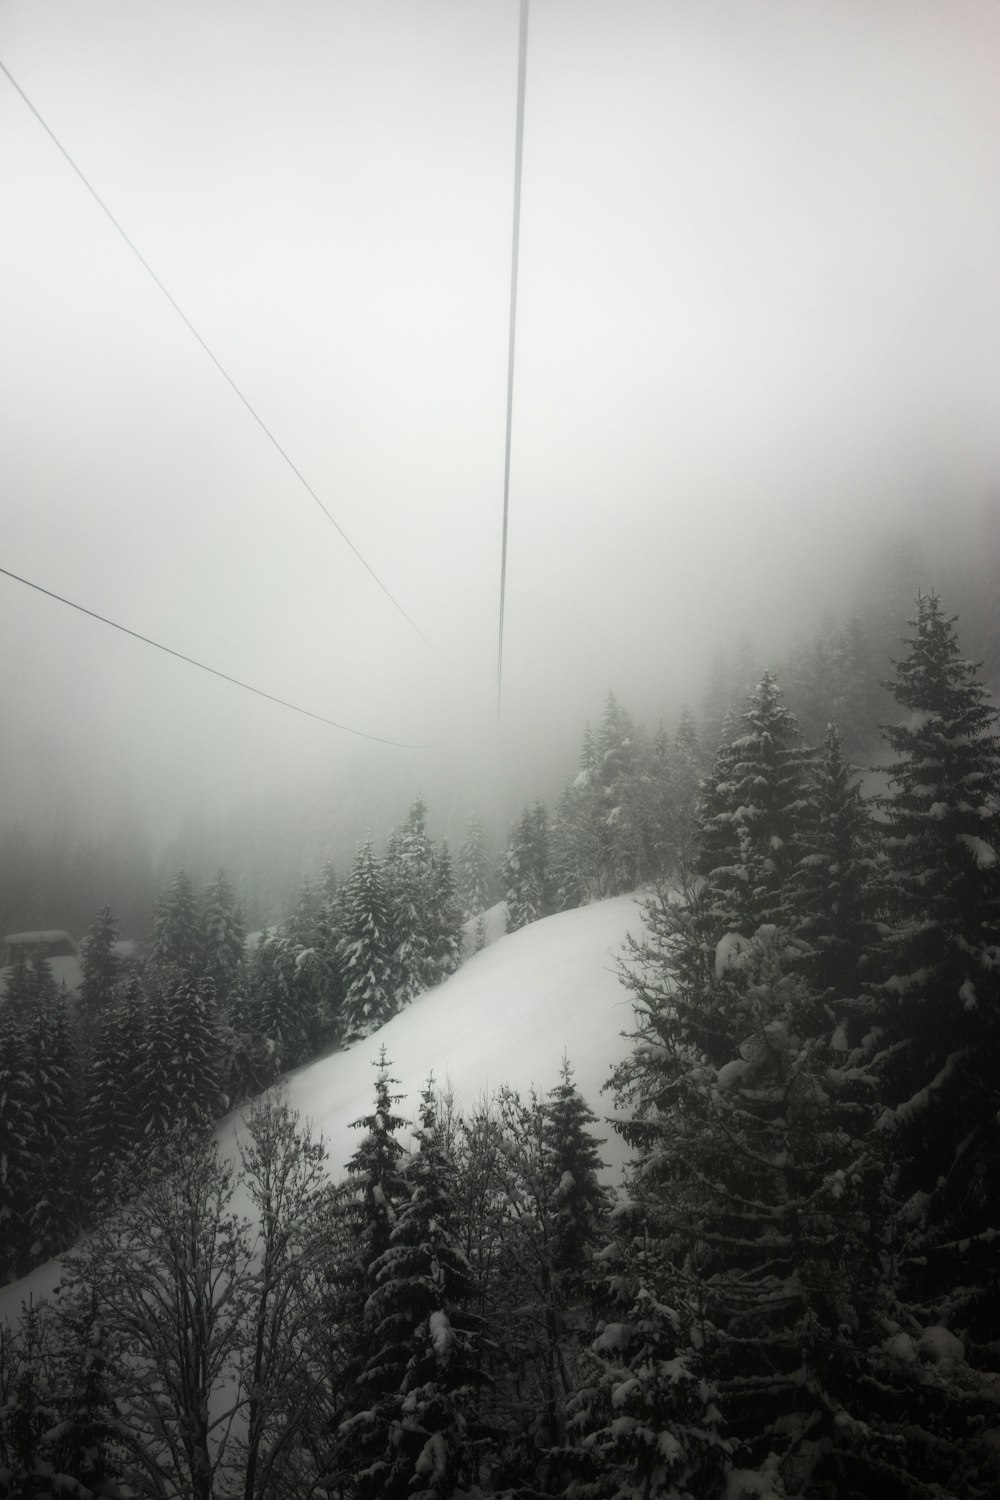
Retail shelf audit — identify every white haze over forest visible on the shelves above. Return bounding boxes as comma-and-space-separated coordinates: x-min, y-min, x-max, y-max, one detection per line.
2, 0, 999, 871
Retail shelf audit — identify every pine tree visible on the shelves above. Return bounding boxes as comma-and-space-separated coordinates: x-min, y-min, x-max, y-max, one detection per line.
789, 722, 876, 1001
542, 1058, 609, 1296
201, 867, 245, 1003
0, 1002, 32, 1280
457, 816, 492, 921
78, 905, 121, 1024
21, 976, 80, 1263
347, 1080, 483, 1499
698, 671, 808, 941
592, 693, 653, 895
609, 917, 884, 1497
85, 972, 146, 1213
138, 966, 180, 1153
429, 842, 464, 983
502, 803, 550, 933
338, 842, 395, 1036
168, 971, 220, 1131
867, 593, 1000, 1343
327, 1051, 410, 1487
249, 932, 309, 1069
385, 798, 439, 1005
150, 870, 203, 973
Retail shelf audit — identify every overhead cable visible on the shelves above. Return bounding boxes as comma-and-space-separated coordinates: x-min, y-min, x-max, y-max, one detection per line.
0, 56, 439, 657
496, 0, 529, 720
0, 566, 434, 749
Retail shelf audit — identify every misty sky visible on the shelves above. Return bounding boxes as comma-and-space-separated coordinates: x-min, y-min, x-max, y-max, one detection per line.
2, 0, 999, 844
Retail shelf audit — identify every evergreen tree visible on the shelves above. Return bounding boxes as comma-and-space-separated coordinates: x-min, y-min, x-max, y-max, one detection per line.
385, 798, 439, 1005
610, 916, 884, 1497
345, 1079, 483, 1499
85, 972, 146, 1214
326, 1050, 409, 1487
789, 722, 877, 1000
0, 1003, 31, 1280
138, 966, 180, 1153
150, 869, 203, 973
502, 803, 550, 933
591, 693, 653, 894
542, 1058, 609, 1295
698, 671, 808, 941
867, 594, 1000, 1343
429, 842, 464, 982
201, 867, 245, 1002
77, 905, 121, 1024
21, 976, 79, 1263
338, 842, 395, 1037
457, 816, 492, 921
168, 971, 221, 1132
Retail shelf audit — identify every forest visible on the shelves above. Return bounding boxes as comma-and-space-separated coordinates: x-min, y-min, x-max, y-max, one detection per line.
1, 588, 998, 1498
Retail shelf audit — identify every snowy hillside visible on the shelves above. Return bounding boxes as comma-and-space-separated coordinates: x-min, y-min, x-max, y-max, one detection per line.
0, 892, 646, 1320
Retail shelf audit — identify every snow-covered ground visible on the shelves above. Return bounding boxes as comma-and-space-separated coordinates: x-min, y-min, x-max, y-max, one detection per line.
1, 892, 647, 1322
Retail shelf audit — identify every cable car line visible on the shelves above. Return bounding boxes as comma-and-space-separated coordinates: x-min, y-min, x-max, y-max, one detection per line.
0, 56, 440, 659
496, 0, 529, 720
0, 565, 434, 749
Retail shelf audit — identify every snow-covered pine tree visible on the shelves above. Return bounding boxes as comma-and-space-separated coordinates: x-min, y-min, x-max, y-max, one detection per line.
200, 866, 245, 1003
167, 971, 221, 1131
542, 1057, 609, 1297
326, 1051, 410, 1483
150, 869, 203, 973
284, 878, 322, 949
789, 721, 877, 1002
0, 1001, 32, 1279
608, 919, 883, 1498
77, 905, 121, 1024
502, 802, 551, 933
867, 593, 1000, 1346
346, 1079, 483, 1500
385, 798, 439, 1006
698, 672, 808, 941
429, 842, 464, 983
249, 932, 310, 1069
549, 782, 592, 914
337, 841, 395, 1037
138, 966, 179, 1152
457, 815, 492, 921
85, 971, 146, 1213
20, 971, 80, 1264
592, 692, 653, 894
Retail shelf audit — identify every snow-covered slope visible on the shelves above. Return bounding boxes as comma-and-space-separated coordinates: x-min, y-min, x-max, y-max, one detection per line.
1, 892, 646, 1319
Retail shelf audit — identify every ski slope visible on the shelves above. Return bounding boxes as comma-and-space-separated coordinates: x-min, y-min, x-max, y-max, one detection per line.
1, 892, 647, 1321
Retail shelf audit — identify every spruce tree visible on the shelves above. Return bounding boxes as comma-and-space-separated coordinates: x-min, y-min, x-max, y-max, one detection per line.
338, 842, 395, 1036
609, 918, 884, 1497
385, 798, 439, 1005
201, 867, 244, 1002
85, 972, 146, 1213
167, 972, 220, 1131
327, 1051, 409, 1487
867, 593, 1000, 1343
348, 1079, 483, 1499
698, 671, 808, 941
502, 803, 550, 933
0, 1002, 31, 1280
457, 815, 492, 921
542, 1057, 609, 1295
150, 869, 203, 973
789, 721, 877, 1001
78, 905, 121, 1024
21, 977, 79, 1262
429, 842, 464, 983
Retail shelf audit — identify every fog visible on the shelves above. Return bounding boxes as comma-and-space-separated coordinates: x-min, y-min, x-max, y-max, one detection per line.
2, 1, 999, 897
